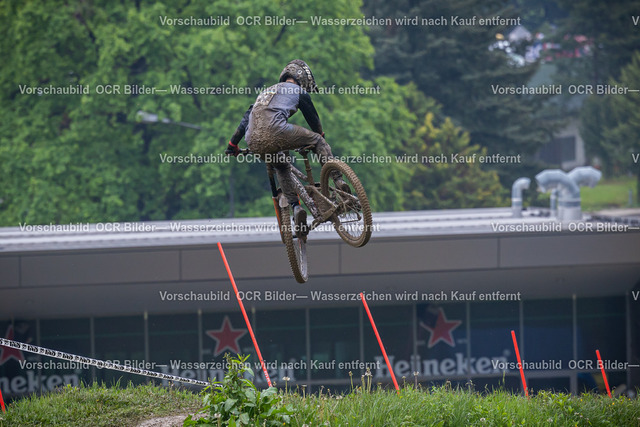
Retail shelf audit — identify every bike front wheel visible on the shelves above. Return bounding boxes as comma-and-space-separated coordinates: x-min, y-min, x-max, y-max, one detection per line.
320, 160, 373, 248
280, 204, 309, 283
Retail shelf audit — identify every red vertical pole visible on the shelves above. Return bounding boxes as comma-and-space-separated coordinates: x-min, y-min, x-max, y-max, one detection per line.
596, 350, 612, 398
360, 292, 400, 394
217, 242, 272, 387
0, 383, 6, 412
511, 330, 529, 398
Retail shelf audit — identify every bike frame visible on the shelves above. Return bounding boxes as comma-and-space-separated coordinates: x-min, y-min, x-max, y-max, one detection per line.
236, 146, 372, 282
265, 149, 340, 230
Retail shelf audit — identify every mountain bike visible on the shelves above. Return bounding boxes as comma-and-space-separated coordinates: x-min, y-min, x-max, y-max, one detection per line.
237, 147, 372, 283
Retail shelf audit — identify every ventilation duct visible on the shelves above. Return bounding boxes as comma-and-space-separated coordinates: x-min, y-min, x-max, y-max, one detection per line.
535, 167, 602, 221
535, 169, 581, 221
511, 177, 531, 218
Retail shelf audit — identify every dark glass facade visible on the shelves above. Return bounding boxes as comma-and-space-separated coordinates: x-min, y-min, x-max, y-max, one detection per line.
0, 296, 632, 398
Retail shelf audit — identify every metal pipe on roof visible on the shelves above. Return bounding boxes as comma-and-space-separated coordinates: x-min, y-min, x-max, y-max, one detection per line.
535, 167, 602, 221
511, 177, 531, 218
568, 166, 602, 189
550, 189, 558, 218
535, 169, 581, 221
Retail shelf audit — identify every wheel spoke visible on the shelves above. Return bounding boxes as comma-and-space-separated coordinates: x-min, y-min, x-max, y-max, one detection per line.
320, 160, 373, 248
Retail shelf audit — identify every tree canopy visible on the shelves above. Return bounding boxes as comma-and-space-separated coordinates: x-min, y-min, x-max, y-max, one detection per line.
362, 0, 556, 187
0, 0, 422, 225
2, 0, 634, 226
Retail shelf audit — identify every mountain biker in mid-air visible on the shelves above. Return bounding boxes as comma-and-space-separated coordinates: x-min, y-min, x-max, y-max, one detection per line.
225, 59, 347, 231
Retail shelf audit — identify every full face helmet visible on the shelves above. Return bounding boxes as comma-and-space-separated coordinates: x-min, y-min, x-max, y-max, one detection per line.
279, 59, 318, 93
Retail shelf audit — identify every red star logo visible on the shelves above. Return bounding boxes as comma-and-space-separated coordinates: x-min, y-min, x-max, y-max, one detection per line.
206, 316, 247, 357
420, 308, 462, 348
0, 325, 25, 365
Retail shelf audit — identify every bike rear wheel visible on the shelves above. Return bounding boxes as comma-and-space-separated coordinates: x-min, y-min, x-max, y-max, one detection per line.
280, 204, 308, 283
320, 160, 373, 247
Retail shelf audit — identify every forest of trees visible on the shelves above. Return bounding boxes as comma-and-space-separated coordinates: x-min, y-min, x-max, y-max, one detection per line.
0, 0, 637, 225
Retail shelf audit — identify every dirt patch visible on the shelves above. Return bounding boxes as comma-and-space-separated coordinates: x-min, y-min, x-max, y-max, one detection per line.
136, 412, 204, 427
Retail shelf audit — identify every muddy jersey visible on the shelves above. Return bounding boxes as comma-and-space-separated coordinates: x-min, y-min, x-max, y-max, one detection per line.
228, 82, 338, 206
229, 82, 323, 147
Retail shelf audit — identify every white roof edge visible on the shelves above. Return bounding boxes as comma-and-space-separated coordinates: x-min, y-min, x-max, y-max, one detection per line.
0, 207, 634, 253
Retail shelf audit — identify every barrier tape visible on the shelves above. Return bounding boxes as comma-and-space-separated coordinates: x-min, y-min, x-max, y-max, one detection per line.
0, 338, 211, 387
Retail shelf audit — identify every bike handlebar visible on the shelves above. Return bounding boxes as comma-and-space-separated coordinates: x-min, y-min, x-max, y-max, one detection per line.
224, 147, 252, 157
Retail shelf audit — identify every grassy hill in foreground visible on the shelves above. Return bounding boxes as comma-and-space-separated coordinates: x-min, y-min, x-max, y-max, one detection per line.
0, 382, 200, 426
1, 381, 640, 426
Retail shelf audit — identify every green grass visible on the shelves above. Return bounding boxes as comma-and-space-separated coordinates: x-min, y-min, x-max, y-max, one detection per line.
0, 382, 201, 427
284, 385, 640, 426
580, 176, 638, 211
2, 382, 640, 426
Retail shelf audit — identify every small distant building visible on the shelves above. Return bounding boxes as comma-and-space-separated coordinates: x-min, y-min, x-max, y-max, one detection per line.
529, 63, 588, 170
537, 118, 587, 170
508, 25, 532, 43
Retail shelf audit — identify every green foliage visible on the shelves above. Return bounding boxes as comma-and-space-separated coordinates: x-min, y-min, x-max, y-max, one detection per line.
319, 78, 425, 211
580, 94, 621, 174
552, 0, 640, 86
285, 385, 640, 426
1, 0, 548, 225
551, 0, 640, 197
2, 381, 640, 426
580, 51, 640, 200
600, 52, 640, 200
512, 0, 566, 30
363, 0, 555, 186
580, 176, 638, 210
184, 353, 293, 426
0, 381, 200, 427
404, 113, 507, 210
0, 0, 433, 224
